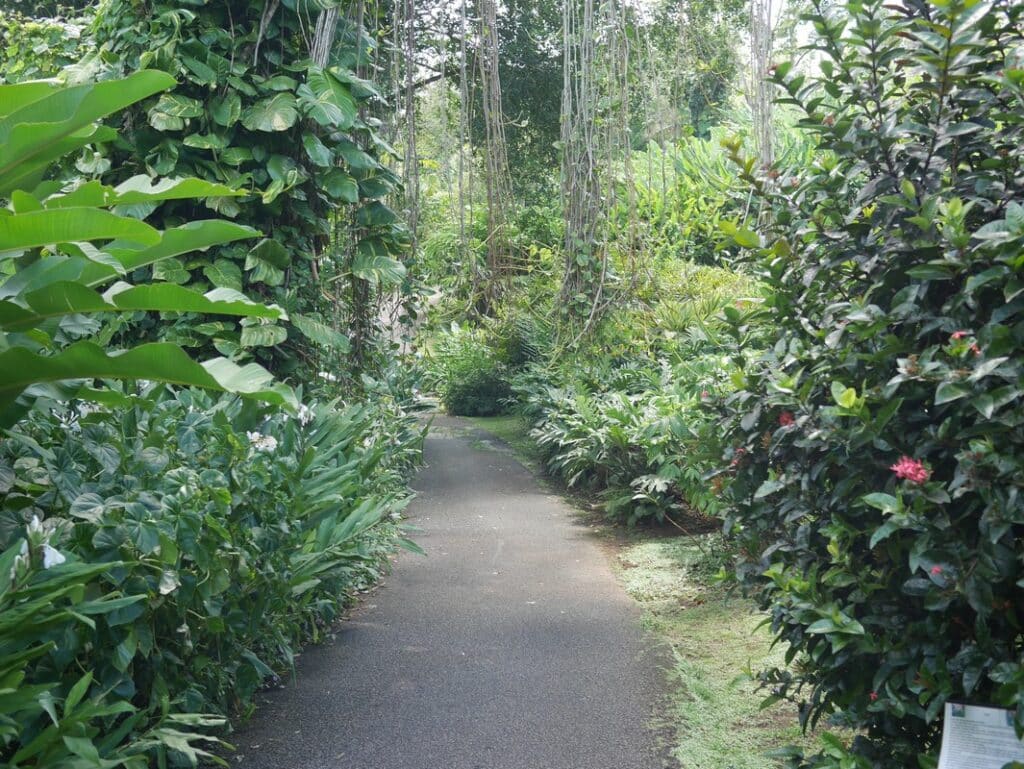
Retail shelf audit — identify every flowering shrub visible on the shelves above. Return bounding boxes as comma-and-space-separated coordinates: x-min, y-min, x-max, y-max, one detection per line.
0, 388, 424, 765
719, 1, 1024, 766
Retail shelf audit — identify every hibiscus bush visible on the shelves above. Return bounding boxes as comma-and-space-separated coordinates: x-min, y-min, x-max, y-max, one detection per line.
719, 1, 1024, 767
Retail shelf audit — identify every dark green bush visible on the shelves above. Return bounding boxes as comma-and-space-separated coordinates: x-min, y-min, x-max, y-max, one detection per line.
719, 2, 1024, 766
430, 329, 513, 416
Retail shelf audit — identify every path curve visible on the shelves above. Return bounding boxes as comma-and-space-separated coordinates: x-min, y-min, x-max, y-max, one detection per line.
232, 416, 671, 769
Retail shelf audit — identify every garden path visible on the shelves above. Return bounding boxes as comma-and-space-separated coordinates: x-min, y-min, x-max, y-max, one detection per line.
231, 415, 670, 769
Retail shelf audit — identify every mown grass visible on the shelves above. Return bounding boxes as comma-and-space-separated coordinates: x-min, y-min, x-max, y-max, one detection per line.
616, 537, 814, 769
469, 414, 816, 769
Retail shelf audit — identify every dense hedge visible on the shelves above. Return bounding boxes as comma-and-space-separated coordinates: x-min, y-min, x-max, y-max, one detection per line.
719, 1, 1024, 766
1, 387, 424, 765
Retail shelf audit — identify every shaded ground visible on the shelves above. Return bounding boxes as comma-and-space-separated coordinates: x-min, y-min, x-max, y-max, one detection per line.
230, 415, 673, 769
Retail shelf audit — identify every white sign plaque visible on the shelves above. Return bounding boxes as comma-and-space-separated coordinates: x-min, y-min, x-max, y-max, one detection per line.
938, 702, 1024, 769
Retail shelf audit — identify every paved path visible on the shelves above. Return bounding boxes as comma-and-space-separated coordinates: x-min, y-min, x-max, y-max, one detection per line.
232, 416, 670, 769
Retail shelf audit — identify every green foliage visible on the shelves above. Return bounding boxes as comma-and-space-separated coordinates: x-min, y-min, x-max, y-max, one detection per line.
718, 1, 1024, 765
0, 73, 297, 426
523, 356, 731, 525
90, 0, 410, 375
427, 326, 513, 417
0, 9, 93, 83
0, 386, 424, 765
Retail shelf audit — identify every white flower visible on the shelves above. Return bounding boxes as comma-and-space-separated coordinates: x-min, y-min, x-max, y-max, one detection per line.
297, 404, 315, 426
247, 431, 278, 453
76, 402, 101, 418
41, 544, 66, 569
28, 515, 44, 536
317, 371, 338, 383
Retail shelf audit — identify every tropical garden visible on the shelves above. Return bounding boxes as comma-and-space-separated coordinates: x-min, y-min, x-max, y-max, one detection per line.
0, 0, 1021, 767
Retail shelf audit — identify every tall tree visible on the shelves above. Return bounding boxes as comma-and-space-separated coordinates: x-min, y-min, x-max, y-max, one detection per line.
477, 0, 513, 305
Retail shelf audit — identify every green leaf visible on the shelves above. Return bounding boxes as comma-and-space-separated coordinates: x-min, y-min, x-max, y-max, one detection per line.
291, 313, 351, 352
830, 382, 857, 409
240, 324, 287, 347
0, 341, 296, 424
0, 71, 176, 195
302, 133, 333, 167
862, 493, 899, 514
352, 243, 406, 286
151, 93, 203, 118
356, 201, 397, 227
247, 238, 290, 269
211, 92, 242, 127
935, 381, 969, 405
203, 258, 243, 290
323, 169, 359, 202
241, 93, 299, 132
0, 208, 160, 251
300, 68, 357, 129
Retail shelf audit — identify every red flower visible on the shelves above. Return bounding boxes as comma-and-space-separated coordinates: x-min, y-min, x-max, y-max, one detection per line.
951, 330, 969, 340
778, 411, 795, 427
891, 456, 930, 485
930, 565, 943, 576
869, 691, 879, 702
730, 447, 747, 468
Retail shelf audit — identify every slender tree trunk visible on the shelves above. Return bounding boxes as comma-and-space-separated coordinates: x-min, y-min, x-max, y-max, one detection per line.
750, 0, 775, 168
560, 0, 602, 313
477, 0, 512, 310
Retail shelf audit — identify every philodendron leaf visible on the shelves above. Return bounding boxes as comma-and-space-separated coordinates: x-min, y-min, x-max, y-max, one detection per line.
291, 313, 351, 352
241, 93, 299, 132
0, 341, 296, 425
300, 68, 357, 129
351, 247, 406, 287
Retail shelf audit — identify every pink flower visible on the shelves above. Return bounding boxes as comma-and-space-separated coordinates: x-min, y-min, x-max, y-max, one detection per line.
971, 343, 982, 357
869, 691, 879, 702
778, 411, 795, 427
730, 447, 747, 468
891, 456, 930, 485
701, 390, 710, 400
950, 330, 969, 340
930, 565, 943, 576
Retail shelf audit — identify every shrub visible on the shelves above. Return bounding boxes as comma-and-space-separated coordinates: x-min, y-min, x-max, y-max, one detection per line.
428, 327, 513, 416
719, 2, 1024, 766
525, 356, 732, 525
0, 389, 424, 765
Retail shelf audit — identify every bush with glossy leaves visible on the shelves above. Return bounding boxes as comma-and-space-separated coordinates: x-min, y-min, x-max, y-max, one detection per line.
717, 1, 1024, 766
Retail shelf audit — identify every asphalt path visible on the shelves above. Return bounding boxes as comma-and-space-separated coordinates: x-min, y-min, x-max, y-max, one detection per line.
230, 416, 671, 769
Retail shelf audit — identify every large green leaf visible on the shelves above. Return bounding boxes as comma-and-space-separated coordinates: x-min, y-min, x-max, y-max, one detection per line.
0, 71, 175, 194
210, 92, 242, 127
299, 68, 357, 129
323, 170, 359, 203
351, 244, 406, 287
240, 324, 287, 347
82, 221, 260, 287
0, 221, 258, 300
291, 313, 351, 352
0, 341, 296, 422
40, 176, 241, 211
241, 93, 299, 132
0, 209, 161, 252
0, 282, 284, 331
